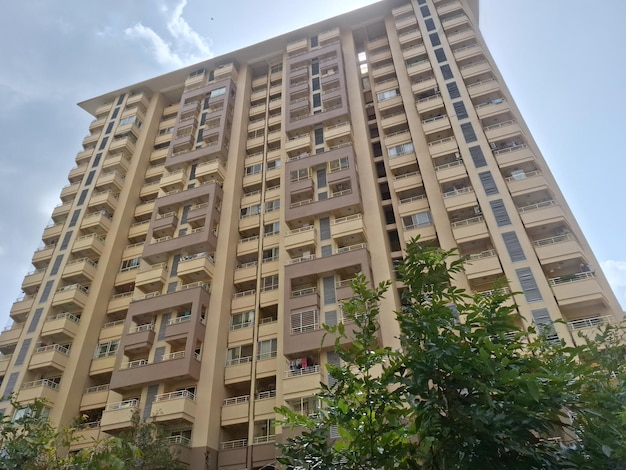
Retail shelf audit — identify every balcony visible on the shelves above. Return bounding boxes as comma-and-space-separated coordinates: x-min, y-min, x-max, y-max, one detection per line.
10, 294, 35, 322
384, 130, 412, 148
101, 399, 140, 432
437, 0, 462, 15
237, 235, 260, 257
484, 120, 522, 142
109, 135, 136, 156
453, 43, 481, 61
51, 201, 72, 223
371, 62, 396, 79
533, 234, 584, 265
567, 315, 614, 345
51, 284, 89, 312
406, 59, 432, 76
380, 112, 407, 130
422, 114, 451, 134
60, 182, 80, 202
505, 170, 550, 195
81, 384, 112, 410
518, 200, 566, 228
42, 223, 63, 244
231, 290, 256, 312
475, 99, 510, 119
90, 353, 117, 375
331, 214, 364, 240
463, 250, 503, 279
135, 263, 168, 291
428, 136, 458, 158
18, 379, 59, 403
283, 365, 322, 400
29, 344, 70, 372
398, 195, 429, 217
398, 29, 422, 44
22, 268, 45, 295
285, 133, 311, 155
493, 144, 534, 167
88, 190, 118, 212
416, 94, 444, 113
547, 272, 608, 310
68, 164, 88, 184
441, 13, 469, 30
393, 171, 422, 192
122, 324, 155, 354
224, 357, 253, 385
395, 15, 417, 30
367, 36, 389, 51
96, 171, 125, 192
70, 423, 105, 451
99, 319, 125, 341
40, 313, 80, 341
388, 152, 417, 171
0, 355, 11, 375
451, 216, 489, 243
177, 252, 215, 283
62, 257, 98, 283
159, 169, 187, 192
0, 323, 24, 347
435, 160, 467, 183
442, 187, 477, 211
195, 159, 226, 183
80, 211, 112, 235
411, 76, 437, 95
447, 28, 475, 45
402, 223, 437, 244
151, 390, 197, 424
325, 121, 351, 142
102, 154, 130, 173
460, 60, 491, 78
467, 78, 499, 98
222, 395, 250, 426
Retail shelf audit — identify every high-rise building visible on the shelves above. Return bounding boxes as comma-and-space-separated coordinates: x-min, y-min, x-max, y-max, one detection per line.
0, 0, 621, 468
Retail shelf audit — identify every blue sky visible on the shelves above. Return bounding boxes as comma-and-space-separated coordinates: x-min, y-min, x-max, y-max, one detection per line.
0, 0, 624, 328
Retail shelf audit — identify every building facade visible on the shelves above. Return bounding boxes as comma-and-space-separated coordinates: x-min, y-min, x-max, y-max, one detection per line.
0, 0, 622, 468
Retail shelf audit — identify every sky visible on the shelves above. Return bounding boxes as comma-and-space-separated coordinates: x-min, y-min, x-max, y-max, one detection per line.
0, 0, 625, 328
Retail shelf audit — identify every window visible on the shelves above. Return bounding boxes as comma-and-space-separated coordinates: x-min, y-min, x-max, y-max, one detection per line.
240, 204, 261, 218
290, 309, 320, 334
120, 257, 141, 272
314, 127, 324, 145
310, 35, 319, 48
429, 33, 441, 47
266, 159, 281, 171
261, 274, 279, 292
453, 101, 468, 120
434, 48, 447, 63
502, 231, 526, 262
312, 93, 321, 108
446, 82, 461, 99
188, 68, 204, 78
230, 311, 254, 330
265, 199, 280, 213
158, 126, 173, 135
403, 211, 432, 229
257, 338, 277, 360
245, 163, 262, 176
461, 122, 477, 143
263, 246, 279, 263
210, 87, 226, 98
425, 18, 435, 31
312, 77, 320, 91
387, 142, 414, 157
469, 145, 487, 168
290, 168, 310, 182
226, 345, 252, 366
478, 171, 498, 195
119, 116, 142, 128
440, 64, 453, 80
270, 63, 283, 74
95, 340, 119, 359
264, 222, 280, 237
328, 156, 349, 172
377, 88, 400, 102
311, 62, 320, 75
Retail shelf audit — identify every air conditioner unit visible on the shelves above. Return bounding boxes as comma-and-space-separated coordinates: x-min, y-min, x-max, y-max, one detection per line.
474, 206, 482, 215
490, 142, 497, 149
454, 152, 461, 159
302, 251, 311, 259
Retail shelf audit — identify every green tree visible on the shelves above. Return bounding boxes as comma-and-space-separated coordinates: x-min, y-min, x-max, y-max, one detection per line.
277, 238, 617, 469
0, 399, 184, 470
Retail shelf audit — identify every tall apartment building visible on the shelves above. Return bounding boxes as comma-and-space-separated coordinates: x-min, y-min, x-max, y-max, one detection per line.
0, 0, 621, 468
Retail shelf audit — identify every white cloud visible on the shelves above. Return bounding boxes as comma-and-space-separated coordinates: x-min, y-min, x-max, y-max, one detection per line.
600, 260, 626, 310
124, 0, 212, 68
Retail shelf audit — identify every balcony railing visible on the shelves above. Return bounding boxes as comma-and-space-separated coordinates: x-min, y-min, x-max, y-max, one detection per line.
21, 379, 59, 390
532, 233, 575, 247
220, 438, 247, 450
223, 395, 250, 406
84, 384, 110, 394
154, 389, 196, 402
548, 271, 595, 286
285, 365, 320, 378
567, 315, 613, 331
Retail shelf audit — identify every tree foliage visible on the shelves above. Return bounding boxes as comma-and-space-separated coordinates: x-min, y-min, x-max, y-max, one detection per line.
277, 238, 626, 469
0, 400, 184, 470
